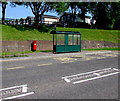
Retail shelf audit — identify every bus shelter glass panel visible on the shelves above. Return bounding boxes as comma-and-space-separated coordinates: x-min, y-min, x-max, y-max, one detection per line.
57, 34, 64, 45
68, 35, 73, 45
73, 35, 80, 45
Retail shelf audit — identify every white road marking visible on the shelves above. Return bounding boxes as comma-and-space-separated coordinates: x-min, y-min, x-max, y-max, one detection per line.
64, 78, 71, 83
94, 73, 101, 76
1, 92, 34, 100
62, 68, 119, 84
0, 84, 27, 91
113, 68, 119, 71
73, 71, 119, 84
0, 84, 34, 100
62, 68, 111, 79
22, 85, 27, 93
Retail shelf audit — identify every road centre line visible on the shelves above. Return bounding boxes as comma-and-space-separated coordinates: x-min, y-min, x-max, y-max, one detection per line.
37, 63, 52, 66
5, 63, 53, 70
6, 66, 25, 70
62, 68, 112, 79
73, 71, 119, 84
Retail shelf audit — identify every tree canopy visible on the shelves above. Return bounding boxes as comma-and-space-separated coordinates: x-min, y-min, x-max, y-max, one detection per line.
2, 2, 120, 30
88, 2, 120, 29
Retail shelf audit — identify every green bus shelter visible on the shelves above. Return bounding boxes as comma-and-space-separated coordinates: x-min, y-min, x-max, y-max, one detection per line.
50, 31, 81, 53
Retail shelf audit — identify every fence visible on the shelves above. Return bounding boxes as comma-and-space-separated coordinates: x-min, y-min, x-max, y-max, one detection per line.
2, 18, 57, 25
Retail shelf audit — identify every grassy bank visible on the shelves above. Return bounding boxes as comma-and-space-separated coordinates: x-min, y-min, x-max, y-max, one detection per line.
1, 24, 119, 43
57, 27, 119, 43
2, 25, 53, 41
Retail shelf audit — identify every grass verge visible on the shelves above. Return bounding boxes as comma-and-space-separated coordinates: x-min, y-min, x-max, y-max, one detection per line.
82, 47, 120, 51
2, 24, 119, 43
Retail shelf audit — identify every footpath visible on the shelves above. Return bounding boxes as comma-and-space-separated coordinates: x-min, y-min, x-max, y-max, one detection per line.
0, 50, 117, 62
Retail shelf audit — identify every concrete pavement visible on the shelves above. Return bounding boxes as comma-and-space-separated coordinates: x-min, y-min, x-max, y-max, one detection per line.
1, 50, 117, 62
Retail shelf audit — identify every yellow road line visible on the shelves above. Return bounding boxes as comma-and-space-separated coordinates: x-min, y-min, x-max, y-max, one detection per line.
54, 57, 77, 63
61, 61, 74, 63
6, 66, 25, 70
37, 63, 53, 66
85, 58, 92, 60
82, 56, 106, 61
97, 53, 118, 57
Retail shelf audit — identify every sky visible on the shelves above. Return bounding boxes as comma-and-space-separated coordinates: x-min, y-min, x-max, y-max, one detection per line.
0, 2, 91, 19
0, 3, 59, 19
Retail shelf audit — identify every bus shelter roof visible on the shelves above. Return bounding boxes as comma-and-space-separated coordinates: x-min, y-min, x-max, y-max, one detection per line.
50, 31, 81, 35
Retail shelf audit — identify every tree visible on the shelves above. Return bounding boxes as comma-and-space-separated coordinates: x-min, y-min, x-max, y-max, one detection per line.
88, 2, 109, 29
109, 2, 120, 29
78, 2, 89, 23
11, 2, 57, 28
55, 2, 69, 27
26, 2, 70, 28
61, 2, 89, 27
88, 2, 120, 29
2, 2, 8, 24
68, 2, 80, 27
55, 2, 69, 15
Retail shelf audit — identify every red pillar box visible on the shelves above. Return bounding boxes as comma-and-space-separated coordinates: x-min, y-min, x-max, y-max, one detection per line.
31, 40, 37, 51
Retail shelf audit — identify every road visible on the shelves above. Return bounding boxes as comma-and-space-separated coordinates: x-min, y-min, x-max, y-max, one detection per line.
1, 51, 119, 99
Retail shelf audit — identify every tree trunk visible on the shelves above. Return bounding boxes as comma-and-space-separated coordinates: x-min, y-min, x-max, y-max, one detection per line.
2, 3, 7, 24
72, 12, 76, 27
39, 14, 43, 24
83, 13, 85, 23
34, 14, 39, 28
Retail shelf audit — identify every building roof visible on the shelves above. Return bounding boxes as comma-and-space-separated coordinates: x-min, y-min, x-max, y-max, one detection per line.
27, 15, 59, 19
43, 15, 59, 19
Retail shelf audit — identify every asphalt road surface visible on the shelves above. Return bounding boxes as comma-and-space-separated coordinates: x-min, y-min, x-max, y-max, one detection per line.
2, 51, 119, 100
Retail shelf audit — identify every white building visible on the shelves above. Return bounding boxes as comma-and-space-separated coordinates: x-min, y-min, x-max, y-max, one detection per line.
27, 15, 59, 25
43, 15, 59, 24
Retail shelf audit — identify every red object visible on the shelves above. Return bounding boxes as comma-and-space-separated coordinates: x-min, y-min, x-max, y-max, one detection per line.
32, 40, 37, 51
